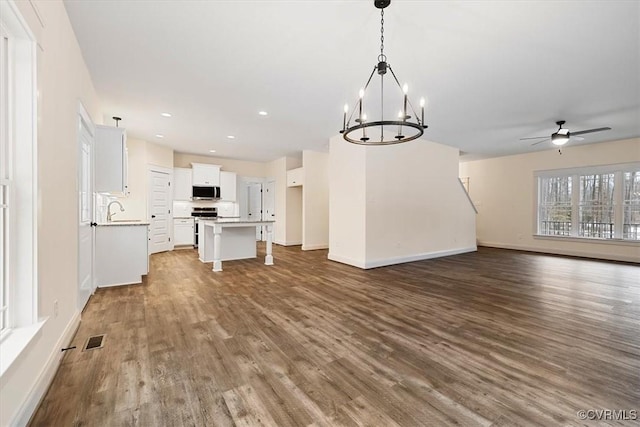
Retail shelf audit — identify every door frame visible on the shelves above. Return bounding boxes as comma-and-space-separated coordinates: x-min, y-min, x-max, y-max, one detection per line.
147, 165, 173, 253
247, 181, 263, 240
263, 179, 276, 242
77, 101, 96, 311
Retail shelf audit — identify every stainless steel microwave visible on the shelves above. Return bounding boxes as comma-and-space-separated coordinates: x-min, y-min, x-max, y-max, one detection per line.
192, 186, 220, 200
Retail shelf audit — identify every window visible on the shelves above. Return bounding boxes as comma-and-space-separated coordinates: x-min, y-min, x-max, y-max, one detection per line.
538, 176, 572, 236
0, 0, 38, 351
0, 31, 8, 334
537, 165, 640, 242
624, 171, 640, 240
579, 173, 615, 238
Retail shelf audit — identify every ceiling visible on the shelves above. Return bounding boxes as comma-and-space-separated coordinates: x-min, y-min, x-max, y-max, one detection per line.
63, 0, 640, 162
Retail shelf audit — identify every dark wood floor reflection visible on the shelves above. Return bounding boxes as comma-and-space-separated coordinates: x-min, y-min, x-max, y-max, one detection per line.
30, 246, 639, 426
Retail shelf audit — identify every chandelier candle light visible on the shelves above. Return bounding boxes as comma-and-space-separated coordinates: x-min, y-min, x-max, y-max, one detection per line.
340, 0, 428, 145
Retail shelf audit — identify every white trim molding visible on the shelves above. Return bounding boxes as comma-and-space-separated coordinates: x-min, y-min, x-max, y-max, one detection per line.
329, 246, 477, 270
302, 243, 329, 251
11, 310, 80, 427
478, 240, 639, 264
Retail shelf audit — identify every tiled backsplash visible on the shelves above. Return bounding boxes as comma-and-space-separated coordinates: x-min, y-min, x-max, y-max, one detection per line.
173, 200, 239, 218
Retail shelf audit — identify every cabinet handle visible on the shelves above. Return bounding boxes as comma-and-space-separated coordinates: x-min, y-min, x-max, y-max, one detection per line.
151, 215, 156, 218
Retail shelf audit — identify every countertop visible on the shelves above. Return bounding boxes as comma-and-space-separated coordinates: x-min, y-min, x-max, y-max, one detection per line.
97, 221, 150, 226
199, 218, 275, 225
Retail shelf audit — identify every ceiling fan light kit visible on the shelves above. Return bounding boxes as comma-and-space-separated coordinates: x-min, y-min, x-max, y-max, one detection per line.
521, 120, 612, 150
340, 0, 428, 145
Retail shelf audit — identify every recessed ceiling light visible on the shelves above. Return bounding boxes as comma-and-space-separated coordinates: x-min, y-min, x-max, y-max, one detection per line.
160, 112, 172, 117
209, 149, 216, 153
227, 135, 235, 139
258, 111, 268, 116
155, 134, 164, 138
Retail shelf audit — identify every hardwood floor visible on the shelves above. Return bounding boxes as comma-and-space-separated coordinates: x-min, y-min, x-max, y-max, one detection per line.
30, 246, 639, 426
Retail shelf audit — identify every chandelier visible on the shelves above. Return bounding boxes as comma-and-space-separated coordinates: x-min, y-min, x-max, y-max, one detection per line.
340, 0, 428, 145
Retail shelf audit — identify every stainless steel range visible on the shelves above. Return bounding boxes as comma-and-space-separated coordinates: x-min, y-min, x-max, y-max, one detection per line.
191, 207, 217, 248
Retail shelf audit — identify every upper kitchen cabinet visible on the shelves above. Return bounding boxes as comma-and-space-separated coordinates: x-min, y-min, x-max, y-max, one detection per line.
191, 163, 220, 187
174, 167, 193, 200
95, 125, 128, 194
286, 167, 304, 187
220, 171, 237, 202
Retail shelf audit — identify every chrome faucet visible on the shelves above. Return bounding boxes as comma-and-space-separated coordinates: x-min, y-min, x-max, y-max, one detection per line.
107, 201, 125, 221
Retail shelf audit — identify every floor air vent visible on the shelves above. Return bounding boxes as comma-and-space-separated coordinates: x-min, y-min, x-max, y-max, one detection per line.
83, 334, 105, 351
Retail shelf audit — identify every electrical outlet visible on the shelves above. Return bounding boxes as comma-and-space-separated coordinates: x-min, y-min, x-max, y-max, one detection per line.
53, 300, 59, 318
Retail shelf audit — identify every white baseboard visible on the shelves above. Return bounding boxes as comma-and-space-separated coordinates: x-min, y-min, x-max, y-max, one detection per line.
327, 253, 366, 268
302, 243, 328, 251
13, 311, 81, 427
478, 240, 639, 263
363, 246, 477, 269
98, 279, 143, 288
328, 246, 477, 269
283, 240, 302, 246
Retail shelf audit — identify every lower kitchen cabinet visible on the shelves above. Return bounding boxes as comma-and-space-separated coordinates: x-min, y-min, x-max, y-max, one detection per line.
174, 217, 195, 246
96, 223, 149, 287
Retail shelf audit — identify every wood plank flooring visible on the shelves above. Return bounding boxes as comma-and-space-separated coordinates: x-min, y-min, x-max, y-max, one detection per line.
30, 246, 639, 426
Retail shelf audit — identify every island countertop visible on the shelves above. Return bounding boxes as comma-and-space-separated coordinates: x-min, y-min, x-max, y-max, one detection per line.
198, 218, 275, 225
97, 221, 150, 226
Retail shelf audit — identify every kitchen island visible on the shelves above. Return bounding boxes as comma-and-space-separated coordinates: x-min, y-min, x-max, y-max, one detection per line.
198, 218, 275, 272
96, 221, 150, 286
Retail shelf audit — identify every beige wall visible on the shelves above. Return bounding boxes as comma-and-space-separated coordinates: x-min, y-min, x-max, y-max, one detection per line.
115, 139, 173, 221
329, 135, 477, 268
174, 152, 267, 177
460, 138, 640, 262
1, 1, 102, 425
302, 150, 329, 250
147, 141, 174, 168
327, 135, 369, 266
266, 156, 302, 245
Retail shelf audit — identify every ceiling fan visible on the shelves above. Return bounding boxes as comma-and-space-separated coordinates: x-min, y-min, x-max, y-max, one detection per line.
520, 120, 612, 149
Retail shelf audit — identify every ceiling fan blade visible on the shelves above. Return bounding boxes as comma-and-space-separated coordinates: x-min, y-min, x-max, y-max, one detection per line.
571, 127, 611, 136
520, 136, 548, 140
531, 138, 550, 146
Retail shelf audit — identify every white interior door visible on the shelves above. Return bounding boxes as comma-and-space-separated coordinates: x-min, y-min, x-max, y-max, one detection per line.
148, 169, 172, 254
264, 180, 276, 241
248, 182, 263, 240
78, 110, 94, 311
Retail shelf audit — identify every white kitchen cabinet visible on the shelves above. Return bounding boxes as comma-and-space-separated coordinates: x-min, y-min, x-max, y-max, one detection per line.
95, 125, 128, 194
220, 171, 237, 202
192, 163, 221, 187
174, 167, 193, 200
174, 217, 195, 246
96, 223, 148, 287
286, 167, 304, 187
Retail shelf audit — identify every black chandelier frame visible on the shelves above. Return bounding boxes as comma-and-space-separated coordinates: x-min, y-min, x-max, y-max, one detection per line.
340, 0, 428, 145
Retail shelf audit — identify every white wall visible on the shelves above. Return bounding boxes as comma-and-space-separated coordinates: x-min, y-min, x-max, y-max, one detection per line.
174, 152, 267, 177
460, 137, 640, 262
302, 150, 329, 250
329, 135, 477, 269
266, 156, 302, 245
365, 140, 477, 266
1, 1, 102, 425
114, 139, 173, 221
328, 135, 368, 266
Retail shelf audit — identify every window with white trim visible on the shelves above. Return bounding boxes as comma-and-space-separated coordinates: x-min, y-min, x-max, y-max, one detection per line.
0, 30, 8, 334
0, 0, 38, 346
537, 164, 640, 241
624, 171, 640, 240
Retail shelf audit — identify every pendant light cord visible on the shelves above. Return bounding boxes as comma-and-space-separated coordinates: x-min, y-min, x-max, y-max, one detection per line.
379, 9, 386, 63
